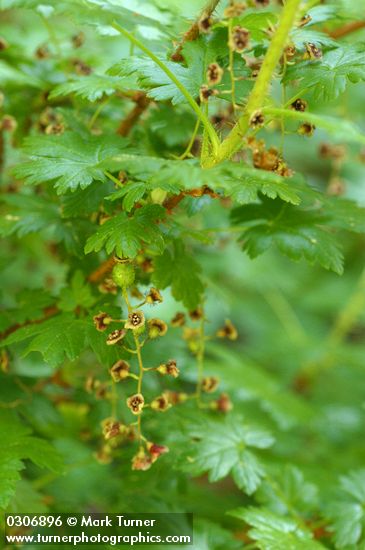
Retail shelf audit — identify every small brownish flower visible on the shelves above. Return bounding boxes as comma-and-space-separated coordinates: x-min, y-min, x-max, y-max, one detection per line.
106, 329, 126, 345
146, 288, 163, 304
0, 115, 17, 132
157, 359, 179, 378
304, 42, 322, 60
72, 58, 92, 75
86, 377, 107, 396
206, 63, 223, 86
147, 441, 169, 463
171, 312, 186, 327
211, 392, 233, 413
102, 419, 126, 440
276, 160, 294, 178
95, 383, 108, 399
284, 44, 296, 60
110, 360, 130, 382
0, 37, 9, 51
140, 257, 154, 273
253, 147, 280, 172
198, 16, 213, 33
216, 319, 238, 340
189, 307, 204, 321
35, 45, 50, 59
93, 312, 112, 332
327, 177, 346, 196
319, 143, 346, 160
72, 31, 85, 48
230, 26, 250, 53
164, 390, 188, 405
150, 393, 171, 412
199, 85, 218, 102
249, 111, 265, 129
291, 98, 307, 112
298, 122, 316, 136
98, 278, 118, 295
125, 310, 145, 330
131, 448, 152, 471
148, 318, 168, 339
45, 122, 65, 135
298, 14, 312, 27
127, 393, 145, 415
202, 376, 220, 393
224, 3, 246, 17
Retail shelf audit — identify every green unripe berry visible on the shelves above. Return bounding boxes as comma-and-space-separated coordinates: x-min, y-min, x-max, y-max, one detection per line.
112, 262, 135, 289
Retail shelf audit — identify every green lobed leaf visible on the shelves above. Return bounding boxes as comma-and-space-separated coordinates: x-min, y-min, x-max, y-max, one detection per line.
180, 416, 274, 494
13, 133, 128, 193
0, 410, 63, 510
284, 45, 365, 101
229, 507, 325, 550
84, 204, 166, 258
49, 74, 136, 102
327, 470, 365, 548
0, 314, 89, 368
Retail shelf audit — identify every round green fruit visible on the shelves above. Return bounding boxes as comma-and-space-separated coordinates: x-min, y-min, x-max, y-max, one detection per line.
112, 262, 135, 289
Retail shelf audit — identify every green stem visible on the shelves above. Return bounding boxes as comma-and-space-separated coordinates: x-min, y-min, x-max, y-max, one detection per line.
104, 170, 123, 187
177, 118, 201, 160
111, 22, 219, 154
123, 288, 144, 440
208, 0, 301, 166
88, 97, 110, 129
